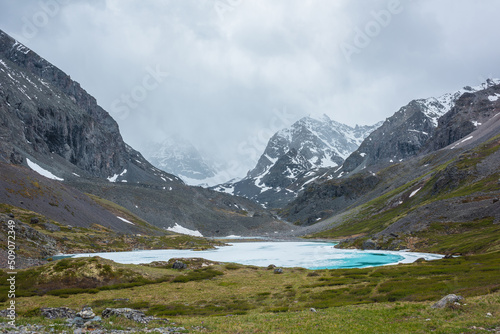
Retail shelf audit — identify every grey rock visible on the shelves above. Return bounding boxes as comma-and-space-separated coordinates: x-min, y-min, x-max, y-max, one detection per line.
40, 307, 76, 319
0, 309, 17, 318
362, 239, 377, 250
30, 217, 39, 224
102, 308, 155, 324
67, 316, 85, 327
274, 268, 283, 274
77, 306, 95, 319
0, 215, 59, 260
172, 261, 187, 270
42, 222, 61, 232
310, 308, 317, 313
431, 294, 464, 309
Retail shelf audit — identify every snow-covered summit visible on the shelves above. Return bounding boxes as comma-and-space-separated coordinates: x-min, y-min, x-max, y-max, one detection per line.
213, 115, 380, 208
416, 79, 500, 127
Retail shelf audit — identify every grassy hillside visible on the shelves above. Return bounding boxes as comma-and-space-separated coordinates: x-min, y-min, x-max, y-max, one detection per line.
309, 135, 500, 255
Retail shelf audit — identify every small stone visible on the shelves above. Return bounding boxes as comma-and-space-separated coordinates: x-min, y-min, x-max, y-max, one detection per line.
486, 312, 492, 317
30, 217, 39, 224
274, 268, 283, 274
310, 308, 317, 313
267, 264, 276, 270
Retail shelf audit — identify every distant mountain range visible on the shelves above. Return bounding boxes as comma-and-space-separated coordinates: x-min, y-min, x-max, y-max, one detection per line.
141, 135, 217, 185
212, 115, 381, 208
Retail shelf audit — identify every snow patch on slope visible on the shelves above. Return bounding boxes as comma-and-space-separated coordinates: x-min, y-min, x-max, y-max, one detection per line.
117, 216, 135, 225
26, 159, 64, 181
166, 223, 203, 237
108, 169, 127, 182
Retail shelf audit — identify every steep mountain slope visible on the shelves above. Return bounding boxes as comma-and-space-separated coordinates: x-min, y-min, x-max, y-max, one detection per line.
214, 115, 380, 208
338, 79, 500, 176
0, 29, 290, 237
282, 82, 500, 254
0, 30, 180, 186
141, 135, 217, 185
311, 120, 500, 254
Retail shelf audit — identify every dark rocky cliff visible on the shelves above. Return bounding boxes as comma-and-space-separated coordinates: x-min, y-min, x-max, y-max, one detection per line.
0, 29, 178, 184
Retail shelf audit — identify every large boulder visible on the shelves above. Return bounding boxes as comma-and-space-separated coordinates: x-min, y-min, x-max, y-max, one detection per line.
172, 261, 187, 270
431, 294, 464, 309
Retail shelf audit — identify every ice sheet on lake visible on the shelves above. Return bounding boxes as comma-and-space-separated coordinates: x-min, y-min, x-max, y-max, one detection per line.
71, 242, 443, 270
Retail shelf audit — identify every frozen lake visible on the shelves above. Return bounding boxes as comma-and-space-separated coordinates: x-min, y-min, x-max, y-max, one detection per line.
71, 241, 443, 269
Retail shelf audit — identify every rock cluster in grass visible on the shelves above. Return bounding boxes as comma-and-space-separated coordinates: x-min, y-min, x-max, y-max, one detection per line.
0, 321, 188, 333
0, 306, 187, 333
102, 308, 159, 324
40, 307, 76, 319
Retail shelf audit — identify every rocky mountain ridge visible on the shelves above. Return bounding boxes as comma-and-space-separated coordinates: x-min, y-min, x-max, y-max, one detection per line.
337, 79, 500, 177
281, 80, 500, 247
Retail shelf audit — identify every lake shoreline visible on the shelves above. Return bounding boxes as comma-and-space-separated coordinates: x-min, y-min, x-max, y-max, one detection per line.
68, 241, 443, 270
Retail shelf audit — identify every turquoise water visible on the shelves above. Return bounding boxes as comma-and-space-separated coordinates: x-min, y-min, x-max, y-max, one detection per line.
71, 241, 443, 269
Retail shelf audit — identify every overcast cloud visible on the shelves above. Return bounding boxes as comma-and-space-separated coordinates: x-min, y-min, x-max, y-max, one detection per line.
1, 0, 499, 180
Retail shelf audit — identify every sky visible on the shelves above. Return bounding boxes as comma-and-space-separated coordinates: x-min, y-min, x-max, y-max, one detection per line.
1, 0, 499, 181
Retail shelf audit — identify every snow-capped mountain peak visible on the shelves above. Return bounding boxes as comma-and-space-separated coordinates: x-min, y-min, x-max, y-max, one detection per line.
214, 115, 380, 208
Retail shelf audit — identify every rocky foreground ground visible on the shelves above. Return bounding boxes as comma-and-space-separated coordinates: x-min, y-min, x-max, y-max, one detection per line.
0, 306, 195, 333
